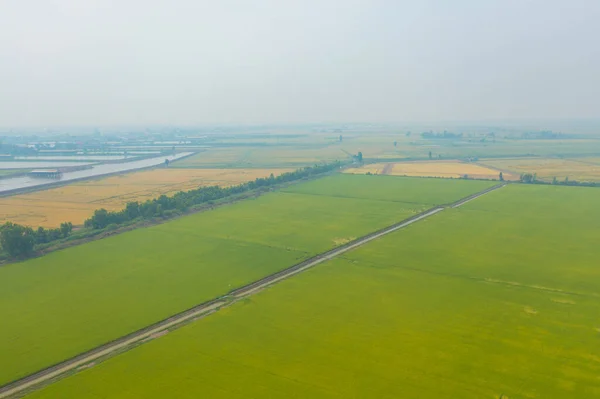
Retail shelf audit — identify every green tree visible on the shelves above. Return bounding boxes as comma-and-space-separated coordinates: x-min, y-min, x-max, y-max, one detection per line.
125, 201, 140, 219
499, 172, 504, 181
0, 222, 36, 258
48, 228, 62, 241
60, 222, 73, 238
36, 226, 48, 244
87, 208, 110, 229
552, 176, 557, 184
520, 173, 535, 183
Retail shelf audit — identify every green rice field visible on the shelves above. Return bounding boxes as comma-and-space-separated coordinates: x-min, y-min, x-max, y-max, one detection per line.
282, 173, 487, 204
26, 184, 600, 398
0, 174, 494, 386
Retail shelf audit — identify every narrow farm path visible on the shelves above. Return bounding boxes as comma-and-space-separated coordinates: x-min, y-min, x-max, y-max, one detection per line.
452, 183, 506, 208
381, 163, 394, 175
0, 182, 507, 399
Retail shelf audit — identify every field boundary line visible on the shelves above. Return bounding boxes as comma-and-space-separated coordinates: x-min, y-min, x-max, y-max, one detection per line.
0, 184, 504, 398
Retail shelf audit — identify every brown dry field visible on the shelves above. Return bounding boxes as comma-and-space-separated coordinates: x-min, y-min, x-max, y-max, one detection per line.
479, 158, 600, 182
345, 161, 515, 180
0, 168, 291, 227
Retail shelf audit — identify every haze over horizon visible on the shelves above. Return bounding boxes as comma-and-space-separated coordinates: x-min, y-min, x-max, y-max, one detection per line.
1, 0, 599, 128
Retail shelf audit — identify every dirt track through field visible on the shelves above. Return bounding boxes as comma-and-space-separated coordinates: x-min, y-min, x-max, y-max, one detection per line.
381, 163, 393, 175
0, 183, 507, 399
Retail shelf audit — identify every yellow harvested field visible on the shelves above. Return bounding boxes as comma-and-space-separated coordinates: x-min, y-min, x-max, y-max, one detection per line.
346, 161, 512, 179
345, 164, 386, 175
0, 168, 291, 227
480, 158, 600, 182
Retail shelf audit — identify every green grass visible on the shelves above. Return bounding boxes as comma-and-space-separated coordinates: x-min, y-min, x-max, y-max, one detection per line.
282, 174, 497, 205
27, 184, 600, 398
0, 174, 490, 386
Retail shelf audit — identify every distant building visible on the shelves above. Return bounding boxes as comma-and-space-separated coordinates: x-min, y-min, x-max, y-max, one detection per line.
28, 169, 63, 179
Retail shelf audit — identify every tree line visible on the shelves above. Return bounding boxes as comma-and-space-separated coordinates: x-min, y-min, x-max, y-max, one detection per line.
0, 222, 72, 258
0, 161, 342, 260
520, 172, 600, 187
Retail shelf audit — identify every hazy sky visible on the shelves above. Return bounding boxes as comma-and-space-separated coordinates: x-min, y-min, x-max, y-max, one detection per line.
1, 0, 599, 127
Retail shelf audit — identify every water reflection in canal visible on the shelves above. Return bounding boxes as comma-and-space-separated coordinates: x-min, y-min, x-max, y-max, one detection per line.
0, 153, 193, 195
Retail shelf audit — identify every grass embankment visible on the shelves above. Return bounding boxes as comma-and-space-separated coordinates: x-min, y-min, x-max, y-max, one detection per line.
0, 175, 493, 386
26, 184, 600, 398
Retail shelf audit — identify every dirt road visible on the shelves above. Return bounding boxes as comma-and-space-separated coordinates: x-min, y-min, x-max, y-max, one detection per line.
451, 182, 506, 208
381, 163, 394, 175
0, 183, 506, 399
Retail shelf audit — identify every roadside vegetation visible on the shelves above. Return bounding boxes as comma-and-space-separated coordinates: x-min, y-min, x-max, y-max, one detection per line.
0, 222, 73, 258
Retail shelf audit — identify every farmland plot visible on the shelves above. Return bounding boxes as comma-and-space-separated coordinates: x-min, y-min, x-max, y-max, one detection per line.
26, 184, 600, 398
0, 175, 492, 386
283, 173, 496, 205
